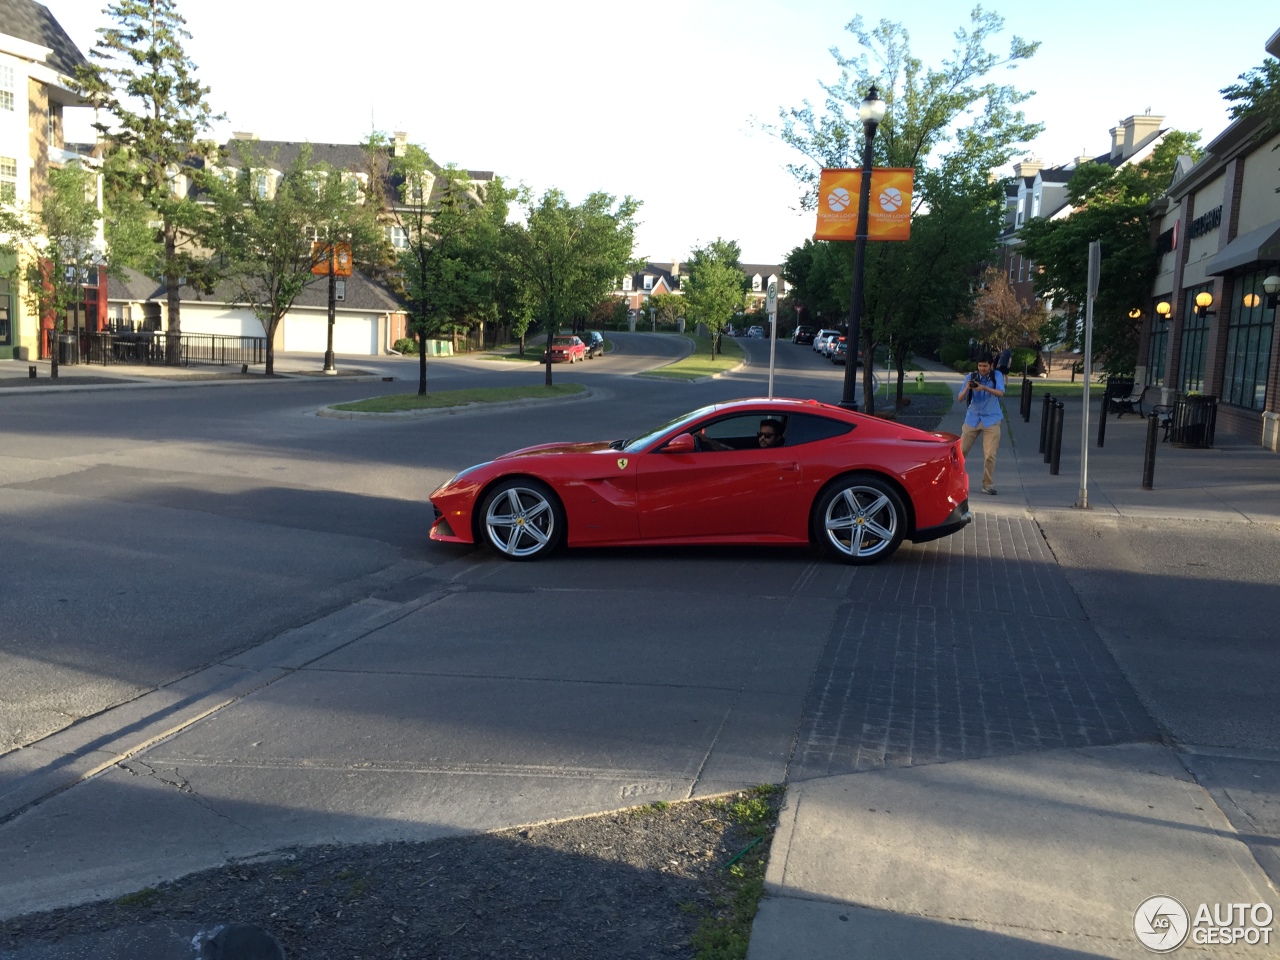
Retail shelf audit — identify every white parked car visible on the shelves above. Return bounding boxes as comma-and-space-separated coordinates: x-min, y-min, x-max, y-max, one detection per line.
813, 329, 840, 353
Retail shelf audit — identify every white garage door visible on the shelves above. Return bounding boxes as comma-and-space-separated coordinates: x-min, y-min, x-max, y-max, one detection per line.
284, 315, 378, 355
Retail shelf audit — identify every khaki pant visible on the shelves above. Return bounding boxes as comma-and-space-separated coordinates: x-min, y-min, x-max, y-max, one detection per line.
960, 421, 1002, 491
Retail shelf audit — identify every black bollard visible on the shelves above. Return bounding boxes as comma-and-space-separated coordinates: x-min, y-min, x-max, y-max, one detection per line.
1049, 400, 1065, 475
1021, 377, 1032, 422
1040, 393, 1053, 455
1097, 383, 1109, 448
28, 365, 37, 378
1142, 412, 1159, 490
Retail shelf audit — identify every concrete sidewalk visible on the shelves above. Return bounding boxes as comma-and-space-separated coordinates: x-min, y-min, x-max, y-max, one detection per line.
748, 369, 1280, 959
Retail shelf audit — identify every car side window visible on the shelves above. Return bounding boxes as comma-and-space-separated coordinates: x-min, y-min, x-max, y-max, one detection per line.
697, 414, 785, 451
784, 413, 854, 446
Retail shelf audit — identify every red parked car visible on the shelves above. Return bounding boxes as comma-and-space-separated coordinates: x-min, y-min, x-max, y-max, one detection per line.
544, 335, 586, 363
429, 398, 971, 564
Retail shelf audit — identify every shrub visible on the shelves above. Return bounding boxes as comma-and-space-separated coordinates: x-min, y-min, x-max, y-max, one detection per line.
938, 343, 967, 366
393, 337, 417, 354
1010, 346, 1038, 375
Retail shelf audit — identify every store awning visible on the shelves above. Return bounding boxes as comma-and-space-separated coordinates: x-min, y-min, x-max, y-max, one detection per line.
1204, 220, 1280, 276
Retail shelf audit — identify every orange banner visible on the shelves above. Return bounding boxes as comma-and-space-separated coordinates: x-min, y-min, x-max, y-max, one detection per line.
814, 168, 913, 242
311, 241, 353, 277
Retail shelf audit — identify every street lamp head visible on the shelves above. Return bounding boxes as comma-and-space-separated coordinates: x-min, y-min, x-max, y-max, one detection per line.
1155, 300, 1171, 317
1194, 290, 1215, 316
859, 85, 887, 126
1263, 274, 1280, 307
1128, 307, 1142, 319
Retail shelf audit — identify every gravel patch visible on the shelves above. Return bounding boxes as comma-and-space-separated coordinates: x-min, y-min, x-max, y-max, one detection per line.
0, 789, 783, 960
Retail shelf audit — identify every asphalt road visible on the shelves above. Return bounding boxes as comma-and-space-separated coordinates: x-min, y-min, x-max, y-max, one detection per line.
0, 333, 843, 752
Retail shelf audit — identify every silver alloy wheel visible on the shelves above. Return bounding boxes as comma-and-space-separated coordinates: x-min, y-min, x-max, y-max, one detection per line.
823, 484, 900, 560
485, 485, 556, 558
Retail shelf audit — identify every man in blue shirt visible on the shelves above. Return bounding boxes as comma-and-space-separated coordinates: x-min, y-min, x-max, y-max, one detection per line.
959, 355, 1005, 495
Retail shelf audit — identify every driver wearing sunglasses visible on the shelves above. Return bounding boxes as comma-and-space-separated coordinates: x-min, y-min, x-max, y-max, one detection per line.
695, 417, 786, 451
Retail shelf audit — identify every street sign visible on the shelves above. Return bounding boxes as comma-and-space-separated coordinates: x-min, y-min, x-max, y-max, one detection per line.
767, 281, 778, 314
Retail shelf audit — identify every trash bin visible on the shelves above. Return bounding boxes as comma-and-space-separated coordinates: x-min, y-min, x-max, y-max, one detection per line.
1168, 394, 1217, 448
57, 333, 78, 365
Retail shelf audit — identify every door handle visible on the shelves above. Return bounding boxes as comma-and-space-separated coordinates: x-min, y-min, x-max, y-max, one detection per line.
781, 462, 800, 472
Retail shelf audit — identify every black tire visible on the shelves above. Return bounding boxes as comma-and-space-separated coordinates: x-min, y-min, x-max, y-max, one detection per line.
479, 478, 565, 560
812, 474, 906, 564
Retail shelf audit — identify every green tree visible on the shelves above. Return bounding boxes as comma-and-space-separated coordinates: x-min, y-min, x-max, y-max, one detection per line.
1222, 58, 1280, 130
648, 291, 684, 330
209, 144, 381, 375
506, 189, 639, 385
1017, 130, 1203, 373
1, 164, 103, 380
75, 0, 221, 360
681, 238, 747, 358
775, 8, 1042, 410
387, 142, 507, 394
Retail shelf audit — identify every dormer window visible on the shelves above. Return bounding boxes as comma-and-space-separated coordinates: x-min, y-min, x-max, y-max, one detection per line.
752, 274, 762, 292
643, 275, 653, 291
622, 276, 632, 292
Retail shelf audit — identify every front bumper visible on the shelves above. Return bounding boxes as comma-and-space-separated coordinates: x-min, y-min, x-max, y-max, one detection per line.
909, 499, 972, 544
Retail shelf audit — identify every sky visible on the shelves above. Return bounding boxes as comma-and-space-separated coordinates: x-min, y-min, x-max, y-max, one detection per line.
46, 0, 1279, 266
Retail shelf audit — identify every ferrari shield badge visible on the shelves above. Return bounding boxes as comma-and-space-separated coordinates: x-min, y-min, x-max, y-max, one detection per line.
617, 458, 629, 470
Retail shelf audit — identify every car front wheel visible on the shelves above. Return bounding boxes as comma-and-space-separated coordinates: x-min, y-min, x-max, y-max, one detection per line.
480, 479, 565, 560
813, 475, 906, 564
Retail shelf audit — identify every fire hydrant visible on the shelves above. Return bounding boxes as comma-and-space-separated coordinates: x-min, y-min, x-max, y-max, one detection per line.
915, 371, 925, 391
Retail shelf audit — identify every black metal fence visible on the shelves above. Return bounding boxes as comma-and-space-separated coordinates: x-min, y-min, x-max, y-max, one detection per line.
45, 330, 265, 367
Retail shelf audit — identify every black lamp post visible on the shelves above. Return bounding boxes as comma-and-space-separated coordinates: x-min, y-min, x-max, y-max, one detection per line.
840, 85, 887, 410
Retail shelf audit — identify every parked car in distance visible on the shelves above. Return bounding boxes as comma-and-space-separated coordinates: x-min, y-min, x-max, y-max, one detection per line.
821, 334, 843, 358
429, 397, 972, 565
544, 335, 586, 363
584, 331, 605, 358
747, 325, 765, 339
813, 329, 841, 352
831, 338, 848, 364
793, 325, 817, 345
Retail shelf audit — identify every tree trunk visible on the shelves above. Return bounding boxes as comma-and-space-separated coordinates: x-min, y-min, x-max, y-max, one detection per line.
417, 328, 428, 395
861, 333, 875, 415
164, 226, 181, 365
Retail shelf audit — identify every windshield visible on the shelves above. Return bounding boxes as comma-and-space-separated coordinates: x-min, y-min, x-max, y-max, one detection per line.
553, 337, 575, 346
622, 403, 718, 453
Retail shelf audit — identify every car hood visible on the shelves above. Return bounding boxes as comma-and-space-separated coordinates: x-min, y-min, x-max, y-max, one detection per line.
496, 440, 617, 459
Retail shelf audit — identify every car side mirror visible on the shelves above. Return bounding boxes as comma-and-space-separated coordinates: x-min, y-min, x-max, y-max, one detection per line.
664, 433, 695, 454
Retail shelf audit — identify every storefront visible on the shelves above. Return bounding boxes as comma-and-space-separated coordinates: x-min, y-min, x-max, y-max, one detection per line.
1139, 107, 1280, 450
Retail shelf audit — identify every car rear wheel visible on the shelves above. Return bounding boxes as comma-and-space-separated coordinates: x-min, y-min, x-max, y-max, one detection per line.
813, 475, 906, 564
480, 479, 565, 560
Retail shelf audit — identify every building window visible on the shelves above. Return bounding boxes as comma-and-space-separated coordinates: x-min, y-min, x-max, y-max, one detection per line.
752, 274, 762, 292
622, 276, 632, 292
0, 156, 16, 202
1179, 283, 1213, 394
0, 65, 14, 112
1223, 270, 1274, 411
385, 224, 409, 250
1148, 314, 1169, 386
643, 275, 653, 291
303, 225, 320, 243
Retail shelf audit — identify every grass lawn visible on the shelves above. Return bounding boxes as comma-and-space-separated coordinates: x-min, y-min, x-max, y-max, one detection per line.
1023, 379, 1106, 400
332, 383, 585, 413
647, 334, 745, 380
